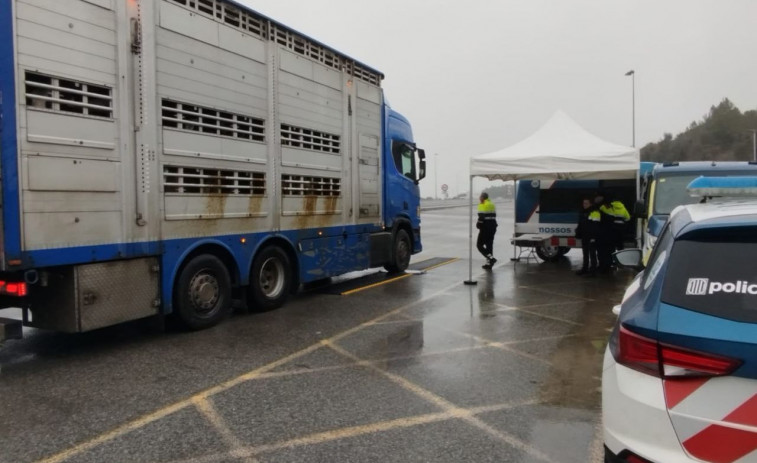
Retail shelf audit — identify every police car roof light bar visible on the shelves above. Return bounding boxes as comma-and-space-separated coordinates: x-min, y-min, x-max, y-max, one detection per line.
687, 176, 757, 198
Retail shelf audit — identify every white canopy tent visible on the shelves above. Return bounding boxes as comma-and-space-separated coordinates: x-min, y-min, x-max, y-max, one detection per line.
463, 110, 640, 284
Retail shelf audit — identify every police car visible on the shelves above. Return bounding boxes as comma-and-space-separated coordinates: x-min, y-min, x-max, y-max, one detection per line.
603, 177, 757, 463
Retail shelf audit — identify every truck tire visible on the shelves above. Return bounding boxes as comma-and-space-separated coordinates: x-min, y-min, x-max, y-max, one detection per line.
384, 229, 411, 274
249, 245, 290, 312
535, 244, 563, 262
174, 254, 232, 330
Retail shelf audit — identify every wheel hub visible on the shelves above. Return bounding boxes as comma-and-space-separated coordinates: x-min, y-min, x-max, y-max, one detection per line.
190, 273, 219, 311
260, 257, 284, 298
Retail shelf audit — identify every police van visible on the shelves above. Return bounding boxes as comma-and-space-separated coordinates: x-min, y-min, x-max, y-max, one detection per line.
512, 162, 654, 261
603, 176, 757, 463
637, 161, 757, 259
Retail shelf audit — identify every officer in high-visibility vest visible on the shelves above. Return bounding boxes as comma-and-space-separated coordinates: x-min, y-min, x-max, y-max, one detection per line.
476, 192, 498, 270
575, 197, 601, 276
596, 191, 631, 272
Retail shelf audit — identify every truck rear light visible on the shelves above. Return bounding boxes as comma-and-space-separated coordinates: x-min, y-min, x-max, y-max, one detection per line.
610, 325, 741, 379
0, 281, 28, 297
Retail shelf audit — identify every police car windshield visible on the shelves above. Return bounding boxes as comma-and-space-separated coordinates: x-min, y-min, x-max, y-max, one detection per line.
661, 227, 757, 323
653, 175, 700, 215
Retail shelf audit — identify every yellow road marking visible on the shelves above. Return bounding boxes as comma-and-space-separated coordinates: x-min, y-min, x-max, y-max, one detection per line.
393, 311, 560, 366
518, 285, 595, 302
35, 280, 463, 463
193, 398, 258, 463
340, 273, 413, 295
324, 342, 553, 462
253, 411, 451, 453
163, 398, 544, 463
340, 258, 459, 296
493, 302, 582, 326
414, 257, 459, 272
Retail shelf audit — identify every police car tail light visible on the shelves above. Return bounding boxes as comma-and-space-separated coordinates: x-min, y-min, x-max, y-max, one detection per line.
659, 343, 741, 378
612, 325, 741, 378
617, 451, 653, 463
612, 325, 661, 377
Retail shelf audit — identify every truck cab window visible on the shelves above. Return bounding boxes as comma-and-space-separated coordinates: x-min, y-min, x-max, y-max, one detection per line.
392, 142, 416, 181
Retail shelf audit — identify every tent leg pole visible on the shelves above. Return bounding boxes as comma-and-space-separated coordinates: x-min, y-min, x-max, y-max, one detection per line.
511, 181, 519, 261
464, 175, 477, 285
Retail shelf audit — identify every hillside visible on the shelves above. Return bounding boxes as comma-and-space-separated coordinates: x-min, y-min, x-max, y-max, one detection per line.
641, 99, 757, 162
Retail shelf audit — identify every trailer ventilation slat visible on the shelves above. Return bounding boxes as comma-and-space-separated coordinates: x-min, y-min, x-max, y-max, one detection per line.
281, 124, 340, 154
166, 0, 267, 39
25, 72, 113, 119
164, 166, 266, 196
165, 0, 382, 87
282, 175, 340, 197
162, 99, 265, 142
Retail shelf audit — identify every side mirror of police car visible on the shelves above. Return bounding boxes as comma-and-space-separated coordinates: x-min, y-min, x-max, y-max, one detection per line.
613, 249, 644, 271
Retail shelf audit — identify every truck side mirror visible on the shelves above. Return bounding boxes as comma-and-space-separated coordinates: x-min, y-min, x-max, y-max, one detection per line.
417, 149, 426, 182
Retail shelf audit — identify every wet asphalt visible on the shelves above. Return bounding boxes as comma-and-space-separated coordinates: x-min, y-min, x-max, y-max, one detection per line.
0, 204, 636, 463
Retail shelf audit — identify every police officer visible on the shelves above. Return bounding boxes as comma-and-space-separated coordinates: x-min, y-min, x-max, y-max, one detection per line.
575, 197, 600, 276
595, 191, 630, 273
476, 192, 498, 269
599, 193, 630, 251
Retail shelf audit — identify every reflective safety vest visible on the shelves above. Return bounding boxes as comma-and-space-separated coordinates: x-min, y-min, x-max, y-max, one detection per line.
600, 201, 630, 225
477, 199, 497, 228
588, 210, 601, 222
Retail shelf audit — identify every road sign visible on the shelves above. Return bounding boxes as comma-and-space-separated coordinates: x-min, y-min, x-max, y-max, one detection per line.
441, 184, 448, 192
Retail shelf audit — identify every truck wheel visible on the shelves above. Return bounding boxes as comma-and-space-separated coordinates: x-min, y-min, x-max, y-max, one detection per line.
249, 245, 290, 312
384, 229, 411, 274
174, 254, 232, 330
535, 244, 563, 262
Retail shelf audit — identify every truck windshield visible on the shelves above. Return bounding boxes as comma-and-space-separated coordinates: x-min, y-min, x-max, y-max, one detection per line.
653, 175, 700, 215
392, 142, 417, 181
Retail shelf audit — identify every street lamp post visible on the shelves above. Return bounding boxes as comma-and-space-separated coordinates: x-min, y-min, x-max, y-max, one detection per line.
434, 153, 439, 200
625, 70, 635, 147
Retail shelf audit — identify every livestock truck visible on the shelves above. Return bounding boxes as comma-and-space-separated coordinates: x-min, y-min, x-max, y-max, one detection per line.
0, 0, 426, 337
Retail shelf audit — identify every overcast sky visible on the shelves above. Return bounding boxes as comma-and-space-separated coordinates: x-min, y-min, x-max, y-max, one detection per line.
239, 0, 757, 197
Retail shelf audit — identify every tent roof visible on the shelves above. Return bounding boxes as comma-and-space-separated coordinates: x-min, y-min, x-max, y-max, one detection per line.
470, 110, 640, 181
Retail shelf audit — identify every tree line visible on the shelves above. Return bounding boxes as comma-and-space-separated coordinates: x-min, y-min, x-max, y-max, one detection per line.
641, 98, 757, 162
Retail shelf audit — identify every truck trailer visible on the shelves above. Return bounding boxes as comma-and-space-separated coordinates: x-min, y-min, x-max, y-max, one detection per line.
0, 0, 426, 336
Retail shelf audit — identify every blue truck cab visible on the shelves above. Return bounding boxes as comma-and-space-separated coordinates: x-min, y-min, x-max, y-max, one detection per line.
384, 106, 425, 256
